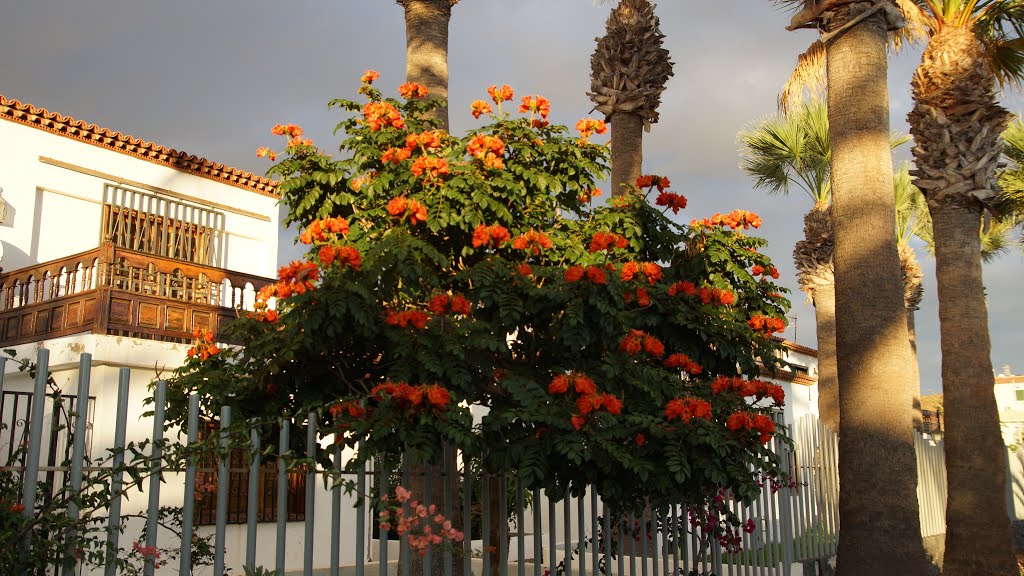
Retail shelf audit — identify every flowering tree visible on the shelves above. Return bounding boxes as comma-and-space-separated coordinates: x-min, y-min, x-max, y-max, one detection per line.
167, 72, 792, 516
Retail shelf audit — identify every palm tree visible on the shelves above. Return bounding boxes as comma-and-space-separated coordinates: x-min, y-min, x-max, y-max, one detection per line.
589, 0, 674, 195
901, 2, 1024, 572
775, 2, 932, 575
739, 102, 839, 431
395, 0, 460, 130
996, 117, 1024, 249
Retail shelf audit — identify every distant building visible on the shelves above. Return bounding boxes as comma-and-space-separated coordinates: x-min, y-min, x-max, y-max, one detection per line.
762, 339, 819, 427
994, 369, 1024, 446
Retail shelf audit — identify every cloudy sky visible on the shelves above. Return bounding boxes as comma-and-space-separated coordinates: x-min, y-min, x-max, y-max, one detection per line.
1, 0, 1020, 394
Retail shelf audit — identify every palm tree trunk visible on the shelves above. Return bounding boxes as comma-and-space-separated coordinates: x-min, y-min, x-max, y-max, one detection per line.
931, 204, 1015, 576
825, 4, 929, 574
610, 111, 644, 195
813, 283, 840, 434
402, 0, 452, 131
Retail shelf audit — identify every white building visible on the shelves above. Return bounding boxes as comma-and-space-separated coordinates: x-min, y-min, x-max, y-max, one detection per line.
993, 370, 1024, 446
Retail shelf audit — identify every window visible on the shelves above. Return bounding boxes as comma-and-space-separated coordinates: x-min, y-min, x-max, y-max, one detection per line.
1016, 389, 1024, 402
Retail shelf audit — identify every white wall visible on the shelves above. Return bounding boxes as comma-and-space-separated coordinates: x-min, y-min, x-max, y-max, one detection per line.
0, 119, 279, 277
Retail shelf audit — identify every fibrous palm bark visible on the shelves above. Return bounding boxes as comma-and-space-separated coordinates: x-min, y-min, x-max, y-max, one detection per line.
907, 24, 1016, 576
822, 3, 930, 575
589, 0, 673, 195
397, 0, 458, 131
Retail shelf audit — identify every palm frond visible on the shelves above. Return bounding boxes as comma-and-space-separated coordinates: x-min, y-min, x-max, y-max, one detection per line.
980, 216, 1016, 261
780, 40, 826, 113
738, 101, 830, 203
893, 161, 929, 245
892, 0, 934, 49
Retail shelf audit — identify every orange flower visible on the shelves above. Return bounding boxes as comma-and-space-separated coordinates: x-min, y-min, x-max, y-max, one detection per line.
361, 70, 381, 84
578, 188, 602, 203
511, 230, 553, 255
467, 134, 505, 159
549, 374, 569, 394
643, 335, 664, 357
575, 118, 608, 141
565, 266, 585, 283
398, 82, 429, 99
655, 192, 688, 214
277, 260, 320, 296
518, 263, 533, 277
450, 295, 472, 315
405, 131, 444, 151
471, 100, 493, 119
487, 84, 515, 104
410, 156, 450, 183
620, 330, 645, 356
387, 196, 429, 225
586, 266, 607, 285
589, 232, 628, 253
748, 315, 785, 336
571, 415, 586, 431
472, 224, 511, 248
382, 147, 412, 165
519, 95, 551, 119
426, 385, 451, 408
664, 397, 712, 423
363, 102, 405, 131
751, 265, 764, 276
601, 393, 623, 415
667, 281, 697, 297
385, 309, 431, 329
256, 147, 277, 161
531, 119, 550, 129
634, 433, 646, 446
634, 288, 651, 307
577, 394, 601, 415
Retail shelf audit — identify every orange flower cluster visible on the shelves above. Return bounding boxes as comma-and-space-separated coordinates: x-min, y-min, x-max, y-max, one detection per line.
575, 118, 608, 141
726, 412, 777, 444
472, 224, 511, 248
748, 315, 786, 337
624, 287, 651, 307
667, 281, 697, 297
428, 293, 472, 316
512, 230, 553, 255
487, 85, 515, 104
664, 397, 712, 423
691, 210, 763, 230
589, 231, 628, 253
564, 265, 608, 285
287, 136, 313, 148
399, 82, 429, 99
620, 329, 665, 357
471, 100, 493, 119
655, 192, 688, 214
318, 245, 362, 270
578, 188, 602, 203
387, 196, 429, 225
361, 70, 381, 84
466, 134, 505, 170
251, 308, 278, 323
382, 147, 413, 165
256, 147, 277, 161
519, 96, 551, 119
576, 392, 623, 416
548, 371, 596, 395
272, 123, 304, 138
187, 327, 220, 361
372, 382, 452, 410
299, 217, 351, 244
363, 102, 405, 131
711, 376, 785, 405
385, 309, 431, 329
697, 286, 735, 306
664, 353, 703, 375
518, 263, 533, 277
277, 260, 320, 297
329, 401, 367, 420
405, 131, 444, 152
636, 175, 671, 191
751, 265, 780, 279
620, 262, 662, 285
410, 156, 450, 183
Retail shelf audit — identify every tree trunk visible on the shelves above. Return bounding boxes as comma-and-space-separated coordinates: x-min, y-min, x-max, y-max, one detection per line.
825, 4, 930, 575
403, 0, 451, 131
610, 111, 644, 195
813, 283, 840, 435
931, 204, 1016, 576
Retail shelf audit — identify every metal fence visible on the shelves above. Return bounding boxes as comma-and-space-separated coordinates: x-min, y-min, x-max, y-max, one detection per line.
0, 349, 963, 576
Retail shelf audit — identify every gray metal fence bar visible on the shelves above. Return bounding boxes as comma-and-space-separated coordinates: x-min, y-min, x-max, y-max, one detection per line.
563, 496, 571, 576
277, 418, 290, 576
499, 474, 508, 576
640, 509, 648, 576
142, 381, 167, 576
577, 492, 585, 576
0, 356, 6, 399
548, 494, 556, 576
602, 503, 612, 576
19, 348, 49, 564
482, 473, 491, 576
777, 425, 795, 576
660, 507, 669, 576
331, 444, 342, 576
305, 412, 317, 576
381, 455, 391, 576
247, 426, 261, 568
61, 353, 92, 576
671, 505, 679, 576
103, 368, 131, 576
214, 405, 231, 576
356, 446, 368, 576
590, 490, 598, 576
533, 488, 543, 576
463, 461, 472, 576
517, 478, 526, 576
179, 394, 200, 574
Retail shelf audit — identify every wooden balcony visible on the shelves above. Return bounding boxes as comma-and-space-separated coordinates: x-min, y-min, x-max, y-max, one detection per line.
0, 243, 274, 346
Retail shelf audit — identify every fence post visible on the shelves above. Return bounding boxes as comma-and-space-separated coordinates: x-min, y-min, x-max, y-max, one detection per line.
179, 393, 200, 574
61, 353, 92, 576
247, 425, 261, 568
777, 422, 796, 576
276, 418, 290, 575
103, 368, 132, 576
141, 381, 167, 576
214, 405, 232, 576
19, 348, 50, 566
305, 411, 317, 576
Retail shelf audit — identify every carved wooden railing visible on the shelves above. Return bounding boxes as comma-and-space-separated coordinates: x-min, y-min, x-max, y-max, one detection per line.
0, 243, 274, 346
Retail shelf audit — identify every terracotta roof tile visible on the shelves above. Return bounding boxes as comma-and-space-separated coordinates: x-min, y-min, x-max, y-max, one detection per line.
0, 95, 279, 197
